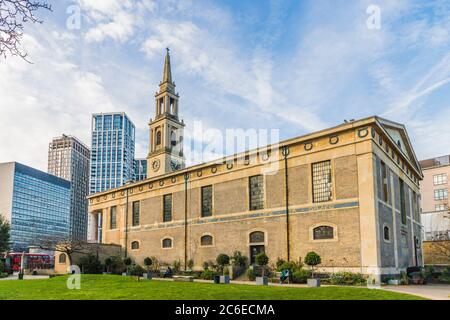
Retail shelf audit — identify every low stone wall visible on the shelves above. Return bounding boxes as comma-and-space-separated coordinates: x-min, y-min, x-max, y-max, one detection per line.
423, 240, 450, 266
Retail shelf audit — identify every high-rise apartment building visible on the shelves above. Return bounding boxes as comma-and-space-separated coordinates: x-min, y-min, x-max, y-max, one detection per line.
89, 113, 136, 194
133, 158, 147, 181
420, 155, 450, 241
0, 162, 71, 251
48, 135, 90, 240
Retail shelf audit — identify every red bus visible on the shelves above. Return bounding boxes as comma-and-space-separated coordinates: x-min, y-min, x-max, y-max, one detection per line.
6, 253, 54, 272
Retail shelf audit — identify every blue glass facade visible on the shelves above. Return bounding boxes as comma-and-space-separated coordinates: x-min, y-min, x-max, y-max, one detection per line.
90, 113, 136, 194
10, 163, 71, 251
133, 159, 147, 181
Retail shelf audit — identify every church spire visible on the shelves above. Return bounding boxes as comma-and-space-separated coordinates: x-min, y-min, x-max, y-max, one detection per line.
162, 48, 172, 84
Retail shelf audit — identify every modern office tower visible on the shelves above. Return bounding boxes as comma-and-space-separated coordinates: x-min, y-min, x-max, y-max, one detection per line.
48, 135, 90, 240
0, 162, 70, 252
89, 113, 136, 194
420, 155, 450, 241
133, 158, 147, 181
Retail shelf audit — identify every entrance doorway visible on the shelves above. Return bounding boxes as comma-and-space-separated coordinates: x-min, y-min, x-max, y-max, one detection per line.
250, 245, 265, 264
249, 231, 266, 265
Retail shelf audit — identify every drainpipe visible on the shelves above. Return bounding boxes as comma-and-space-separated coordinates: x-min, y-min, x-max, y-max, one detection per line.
124, 187, 129, 258
184, 173, 189, 270
282, 146, 291, 261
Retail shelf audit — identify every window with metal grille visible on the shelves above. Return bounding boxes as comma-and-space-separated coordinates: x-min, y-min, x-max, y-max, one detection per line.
249, 175, 264, 211
200, 235, 213, 246
132, 201, 140, 226
399, 179, 407, 225
201, 186, 213, 217
249, 231, 265, 243
433, 174, 447, 185
162, 238, 172, 248
163, 194, 172, 222
434, 189, 448, 200
313, 226, 334, 240
110, 206, 117, 229
131, 241, 139, 250
312, 161, 332, 203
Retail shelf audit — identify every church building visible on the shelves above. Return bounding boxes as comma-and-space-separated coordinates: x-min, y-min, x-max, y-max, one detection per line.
87, 50, 424, 280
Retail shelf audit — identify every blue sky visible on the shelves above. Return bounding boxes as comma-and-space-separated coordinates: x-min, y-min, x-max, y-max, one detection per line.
0, 0, 449, 170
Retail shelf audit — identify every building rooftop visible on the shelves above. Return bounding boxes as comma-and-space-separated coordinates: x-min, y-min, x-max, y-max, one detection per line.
420, 155, 450, 169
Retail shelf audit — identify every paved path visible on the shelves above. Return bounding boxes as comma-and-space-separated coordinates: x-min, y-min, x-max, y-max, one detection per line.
383, 284, 450, 300
0, 275, 50, 281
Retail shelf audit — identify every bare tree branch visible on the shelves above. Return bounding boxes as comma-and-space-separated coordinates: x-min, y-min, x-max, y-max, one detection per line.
0, 0, 52, 62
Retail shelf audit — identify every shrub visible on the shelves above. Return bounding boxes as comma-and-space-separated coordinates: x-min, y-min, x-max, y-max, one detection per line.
79, 254, 103, 274
216, 254, 230, 274
247, 268, 256, 281
330, 272, 366, 285
292, 269, 311, 284
187, 259, 194, 271
202, 261, 209, 271
275, 258, 286, 269
144, 257, 153, 271
0, 260, 4, 273
108, 255, 126, 274
231, 251, 247, 267
173, 260, 181, 274
304, 252, 321, 278
0, 273, 8, 279
123, 257, 132, 266
255, 253, 269, 277
128, 264, 146, 277
200, 269, 220, 280
104, 257, 113, 273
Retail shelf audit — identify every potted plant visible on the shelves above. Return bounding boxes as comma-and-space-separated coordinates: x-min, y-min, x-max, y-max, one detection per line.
123, 257, 132, 276
255, 253, 269, 285
216, 254, 230, 284
143, 257, 153, 280
304, 251, 321, 287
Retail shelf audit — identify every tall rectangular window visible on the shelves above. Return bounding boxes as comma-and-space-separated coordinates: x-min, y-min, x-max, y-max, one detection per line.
312, 161, 332, 203
201, 186, 213, 217
110, 206, 117, 229
381, 161, 389, 202
435, 204, 448, 211
434, 189, 448, 200
399, 179, 406, 225
163, 194, 172, 222
433, 174, 447, 185
249, 175, 264, 211
132, 201, 140, 226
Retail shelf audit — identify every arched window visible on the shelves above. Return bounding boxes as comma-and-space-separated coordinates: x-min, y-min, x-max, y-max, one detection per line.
249, 231, 265, 243
384, 226, 390, 241
162, 238, 172, 248
313, 226, 334, 240
131, 241, 140, 250
200, 235, 213, 246
59, 254, 67, 264
170, 131, 177, 147
156, 131, 162, 145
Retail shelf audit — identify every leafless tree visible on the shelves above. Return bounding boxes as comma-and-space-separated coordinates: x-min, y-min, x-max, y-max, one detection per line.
0, 0, 52, 61
33, 235, 92, 267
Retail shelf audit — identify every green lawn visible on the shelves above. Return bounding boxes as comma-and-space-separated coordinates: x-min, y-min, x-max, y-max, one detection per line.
0, 275, 425, 300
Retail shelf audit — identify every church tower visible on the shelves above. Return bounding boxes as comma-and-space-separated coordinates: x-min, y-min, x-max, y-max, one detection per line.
147, 49, 185, 178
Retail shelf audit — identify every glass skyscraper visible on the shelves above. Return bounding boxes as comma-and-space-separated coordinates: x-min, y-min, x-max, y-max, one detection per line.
48, 135, 90, 240
133, 158, 147, 181
0, 162, 71, 252
90, 113, 136, 194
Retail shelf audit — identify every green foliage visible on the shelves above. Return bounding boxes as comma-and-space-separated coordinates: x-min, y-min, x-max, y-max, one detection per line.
292, 269, 312, 284
247, 268, 256, 281
275, 258, 286, 269
199, 269, 220, 280
128, 264, 146, 277
173, 260, 181, 274
424, 265, 434, 276
330, 272, 366, 285
123, 257, 132, 266
231, 251, 247, 267
108, 255, 126, 274
255, 253, 269, 267
79, 254, 103, 274
144, 257, 153, 268
202, 261, 209, 271
0, 260, 4, 273
0, 215, 10, 253
187, 259, 194, 270
304, 252, 321, 267
442, 267, 450, 276
216, 254, 230, 267
0, 273, 8, 279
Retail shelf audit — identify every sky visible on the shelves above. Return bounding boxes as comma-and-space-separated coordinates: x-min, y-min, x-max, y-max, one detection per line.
0, 0, 449, 171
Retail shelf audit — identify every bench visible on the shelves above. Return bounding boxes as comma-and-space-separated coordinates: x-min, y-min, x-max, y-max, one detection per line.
173, 275, 194, 282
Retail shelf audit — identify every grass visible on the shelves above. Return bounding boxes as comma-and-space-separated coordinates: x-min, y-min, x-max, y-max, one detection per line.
0, 275, 425, 300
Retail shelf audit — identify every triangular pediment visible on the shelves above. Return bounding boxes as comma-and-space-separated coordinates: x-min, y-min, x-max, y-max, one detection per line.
377, 117, 422, 174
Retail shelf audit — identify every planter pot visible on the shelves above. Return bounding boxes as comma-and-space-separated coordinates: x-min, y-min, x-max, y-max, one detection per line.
122, 272, 128, 276
213, 275, 221, 284
143, 273, 152, 280
307, 278, 320, 287
387, 279, 400, 285
256, 276, 269, 286
220, 275, 230, 284
18, 273, 24, 280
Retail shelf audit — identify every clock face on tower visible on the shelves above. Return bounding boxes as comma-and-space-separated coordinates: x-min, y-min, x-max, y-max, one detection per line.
152, 159, 160, 172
